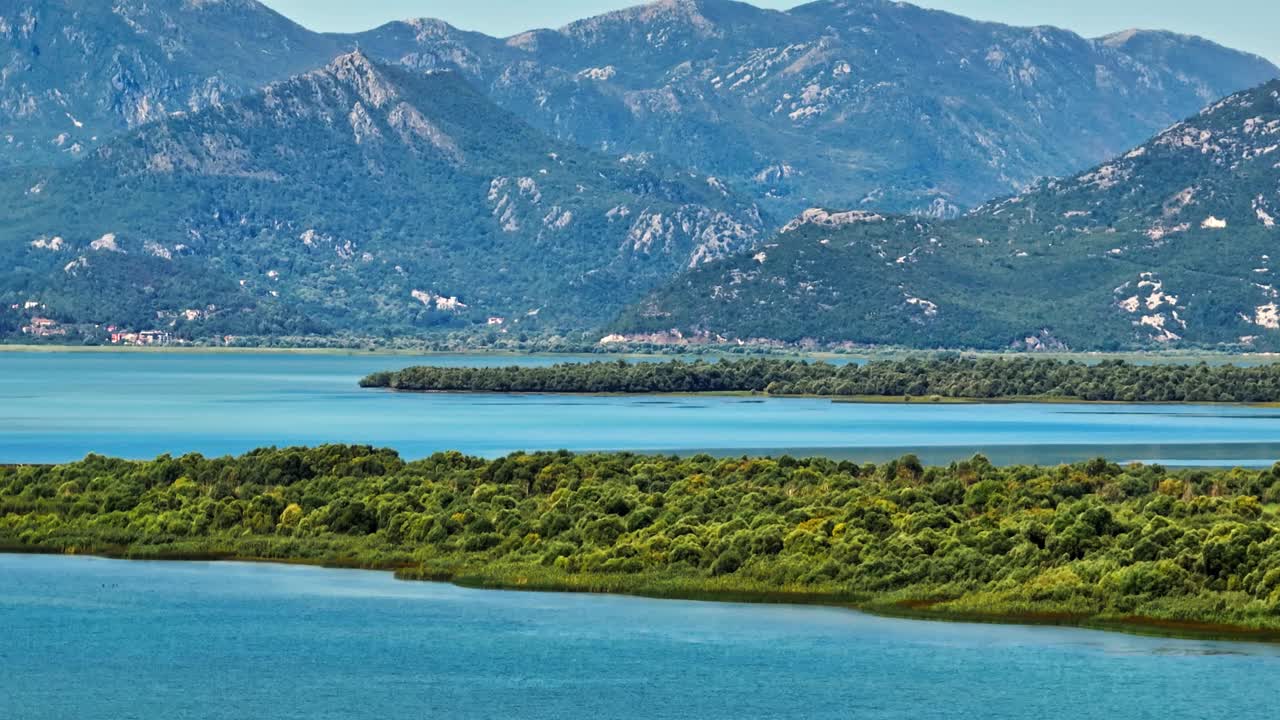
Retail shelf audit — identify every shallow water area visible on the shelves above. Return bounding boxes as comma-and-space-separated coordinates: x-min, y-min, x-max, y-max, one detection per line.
2, 351, 1280, 466
3, 554, 1278, 720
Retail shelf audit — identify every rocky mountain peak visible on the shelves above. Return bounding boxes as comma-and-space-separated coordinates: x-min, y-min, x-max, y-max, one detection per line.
324, 50, 400, 108
1098, 28, 1150, 48
108, 0, 314, 42
1097, 27, 1222, 50
138, 0, 261, 11
799, 0, 893, 13
558, 0, 757, 45
402, 18, 466, 40
586, 0, 718, 24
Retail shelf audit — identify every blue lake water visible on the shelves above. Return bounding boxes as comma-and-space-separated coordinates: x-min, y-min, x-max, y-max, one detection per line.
2, 554, 1277, 720
2, 351, 1280, 466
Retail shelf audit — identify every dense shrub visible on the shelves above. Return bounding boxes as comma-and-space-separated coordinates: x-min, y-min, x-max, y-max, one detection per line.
364, 357, 1280, 403
5, 445, 1280, 630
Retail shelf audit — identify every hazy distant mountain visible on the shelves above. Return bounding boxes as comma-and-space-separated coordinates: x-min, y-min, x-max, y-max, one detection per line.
358, 0, 1278, 218
0, 0, 341, 166
1, 53, 762, 338
613, 79, 1280, 350
4, 0, 1276, 219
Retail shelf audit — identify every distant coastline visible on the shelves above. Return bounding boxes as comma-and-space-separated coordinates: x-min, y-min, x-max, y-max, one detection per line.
0, 344, 534, 357
0, 344, 673, 361
3, 342, 1280, 366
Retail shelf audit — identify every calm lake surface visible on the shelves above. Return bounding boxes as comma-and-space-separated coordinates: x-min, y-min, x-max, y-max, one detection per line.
2, 554, 1277, 720
2, 351, 1280, 466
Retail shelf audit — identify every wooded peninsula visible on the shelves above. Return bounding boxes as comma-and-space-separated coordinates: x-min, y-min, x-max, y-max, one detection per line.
361, 357, 1280, 402
6, 445, 1280, 640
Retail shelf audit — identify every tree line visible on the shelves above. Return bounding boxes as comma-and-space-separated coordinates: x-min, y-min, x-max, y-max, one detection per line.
5, 445, 1280, 633
362, 357, 1280, 402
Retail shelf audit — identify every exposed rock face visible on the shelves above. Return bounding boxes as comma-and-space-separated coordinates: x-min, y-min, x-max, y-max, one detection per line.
616, 79, 1280, 351
780, 209, 885, 234
89, 233, 120, 252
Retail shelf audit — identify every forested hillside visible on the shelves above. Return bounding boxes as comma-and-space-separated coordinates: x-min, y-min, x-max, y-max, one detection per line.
0, 53, 762, 339
617, 79, 1280, 351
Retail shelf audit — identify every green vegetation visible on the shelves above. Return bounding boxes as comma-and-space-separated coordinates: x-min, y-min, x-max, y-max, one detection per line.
7, 445, 1280, 639
362, 356, 1280, 402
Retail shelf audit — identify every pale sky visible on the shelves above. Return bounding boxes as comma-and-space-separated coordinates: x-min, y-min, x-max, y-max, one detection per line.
259, 0, 1279, 64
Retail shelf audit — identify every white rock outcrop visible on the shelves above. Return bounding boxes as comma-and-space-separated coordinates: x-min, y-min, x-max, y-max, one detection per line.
780, 208, 885, 234
90, 233, 121, 252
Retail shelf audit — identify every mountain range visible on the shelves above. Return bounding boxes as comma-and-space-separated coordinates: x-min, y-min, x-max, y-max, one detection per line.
4, 0, 1276, 218
1, 0, 1278, 348
614, 79, 1280, 351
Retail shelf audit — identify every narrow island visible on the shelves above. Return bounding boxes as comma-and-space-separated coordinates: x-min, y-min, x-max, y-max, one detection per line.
360, 356, 1280, 403
5, 445, 1280, 642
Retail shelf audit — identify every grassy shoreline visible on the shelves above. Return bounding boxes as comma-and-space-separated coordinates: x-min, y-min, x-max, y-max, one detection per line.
8, 544, 1279, 645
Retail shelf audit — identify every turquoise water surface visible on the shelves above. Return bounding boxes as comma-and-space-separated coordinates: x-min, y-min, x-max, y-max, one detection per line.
3, 351, 1280, 465
5, 355, 1280, 718
2, 554, 1277, 720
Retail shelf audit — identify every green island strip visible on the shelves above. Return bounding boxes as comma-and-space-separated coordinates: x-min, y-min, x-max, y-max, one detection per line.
6, 445, 1280, 642
360, 356, 1280, 403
